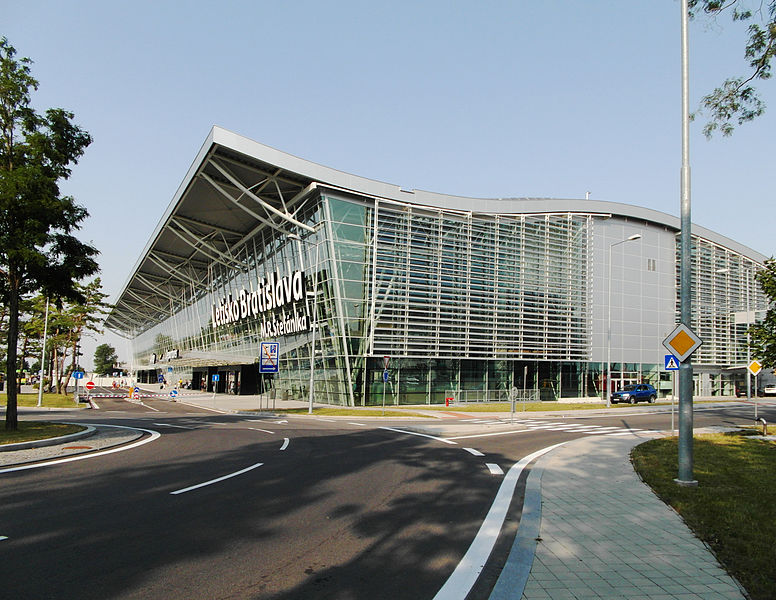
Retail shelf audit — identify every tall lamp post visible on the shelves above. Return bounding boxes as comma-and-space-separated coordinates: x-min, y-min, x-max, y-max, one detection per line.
677, 0, 695, 486
288, 232, 321, 415
606, 233, 641, 407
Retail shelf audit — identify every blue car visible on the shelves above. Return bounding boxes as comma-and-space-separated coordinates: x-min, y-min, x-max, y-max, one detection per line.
610, 384, 657, 404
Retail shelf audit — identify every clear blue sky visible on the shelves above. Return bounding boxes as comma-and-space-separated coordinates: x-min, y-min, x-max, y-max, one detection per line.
6, 1, 775, 367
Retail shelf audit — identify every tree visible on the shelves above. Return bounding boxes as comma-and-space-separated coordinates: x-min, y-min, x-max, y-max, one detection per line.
94, 343, 118, 376
690, 1, 776, 137
0, 38, 99, 430
749, 258, 776, 368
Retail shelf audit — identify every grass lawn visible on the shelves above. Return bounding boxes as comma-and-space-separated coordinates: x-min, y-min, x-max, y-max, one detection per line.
1, 393, 85, 409
0, 421, 86, 445
407, 402, 607, 412
631, 431, 776, 600
250, 407, 432, 418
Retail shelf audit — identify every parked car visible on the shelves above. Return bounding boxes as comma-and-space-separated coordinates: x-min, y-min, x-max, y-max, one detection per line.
763, 384, 776, 396
610, 383, 658, 404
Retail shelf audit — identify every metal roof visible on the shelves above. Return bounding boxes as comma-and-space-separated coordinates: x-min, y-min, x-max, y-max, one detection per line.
105, 126, 767, 337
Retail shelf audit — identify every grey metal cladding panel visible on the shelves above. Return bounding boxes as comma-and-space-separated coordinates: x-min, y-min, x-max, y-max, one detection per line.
210, 127, 767, 262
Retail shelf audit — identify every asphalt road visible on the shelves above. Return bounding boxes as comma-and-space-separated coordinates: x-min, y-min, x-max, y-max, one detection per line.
1, 397, 772, 599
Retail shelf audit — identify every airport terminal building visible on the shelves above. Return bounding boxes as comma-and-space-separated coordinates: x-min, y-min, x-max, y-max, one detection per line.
105, 127, 768, 405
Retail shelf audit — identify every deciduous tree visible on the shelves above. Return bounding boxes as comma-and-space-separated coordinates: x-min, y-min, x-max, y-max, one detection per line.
749, 258, 776, 368
0, 38, 99, 430
690, 1, 776, 136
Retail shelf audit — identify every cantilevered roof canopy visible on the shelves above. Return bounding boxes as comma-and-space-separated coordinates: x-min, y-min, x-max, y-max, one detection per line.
106, 126, 767, 338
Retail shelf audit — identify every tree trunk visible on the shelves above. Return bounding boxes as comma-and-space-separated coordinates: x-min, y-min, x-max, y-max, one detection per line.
54, 343, 61, 394
5, 278, 20, 431
17, 333, 29, 393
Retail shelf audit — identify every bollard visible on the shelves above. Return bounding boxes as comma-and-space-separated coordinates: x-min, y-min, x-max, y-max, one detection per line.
757, 417, 768, 436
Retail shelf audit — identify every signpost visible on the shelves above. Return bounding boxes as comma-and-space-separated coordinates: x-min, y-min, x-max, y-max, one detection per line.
382, 356, 390, 416
748, 360, 763, 419
72, 371, 84, 403
509, 386, 520, 423
211, 373, 219, 405
662, 322, 703, 486
665, 354, 680, 435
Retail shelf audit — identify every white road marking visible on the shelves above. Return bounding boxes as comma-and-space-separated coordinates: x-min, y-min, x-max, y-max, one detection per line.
317, 418, 337, 422
275, 420, 288, 424
170, 462, 264, 495
152, 423, 194, 429
140, 402, 161, 412
433, 442, 565, 600
280, 438, 290, 451
0, 425, 161, 474
486, 463, 504, 475
247, 428, 275, 434
464, 448, 485, 456
348, 422, 367, 427
0, 536, 7, 541
379, 426, 458, 445
448, 429, 533, 441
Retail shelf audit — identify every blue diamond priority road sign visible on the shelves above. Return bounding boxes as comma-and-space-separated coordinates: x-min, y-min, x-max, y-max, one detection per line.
260, 342, 280, 373
664, 354, 680, 371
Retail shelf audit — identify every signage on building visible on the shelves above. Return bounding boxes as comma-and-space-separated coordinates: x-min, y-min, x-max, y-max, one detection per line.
210, 269, 313, 339
211, 270, 306, 328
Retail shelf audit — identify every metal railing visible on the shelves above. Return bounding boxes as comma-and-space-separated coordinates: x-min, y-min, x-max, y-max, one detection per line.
445, 389, 541, 404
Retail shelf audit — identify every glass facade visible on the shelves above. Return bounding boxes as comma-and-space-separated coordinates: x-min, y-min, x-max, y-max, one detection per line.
124, 190, 766, 406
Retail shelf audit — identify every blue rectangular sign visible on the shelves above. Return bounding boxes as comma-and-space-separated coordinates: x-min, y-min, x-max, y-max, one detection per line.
664, 354, 680, 371
260, 342, 280, 373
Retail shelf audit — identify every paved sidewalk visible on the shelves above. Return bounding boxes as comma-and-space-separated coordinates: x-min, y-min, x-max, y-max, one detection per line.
494, 433, 746, 600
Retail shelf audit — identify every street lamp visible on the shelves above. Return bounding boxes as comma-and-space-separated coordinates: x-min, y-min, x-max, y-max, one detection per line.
288, 232, 321, 415
606, 233, 642, 407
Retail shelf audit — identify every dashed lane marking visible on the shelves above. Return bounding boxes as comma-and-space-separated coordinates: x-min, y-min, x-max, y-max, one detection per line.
280, 438, 290, 451
247, 428, 275, 434
348, 422, 367, 427
486, 463, 504, 475
379, 426, 458, 445
464, 448, 485, 456
170, 462, 264, 495
152, 423, 195, 429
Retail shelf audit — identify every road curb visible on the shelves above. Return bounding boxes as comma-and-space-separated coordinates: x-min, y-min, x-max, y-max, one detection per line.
0, 425, 96, 452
